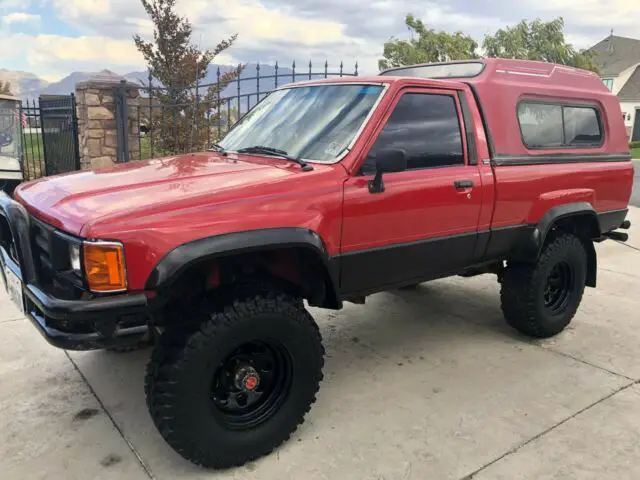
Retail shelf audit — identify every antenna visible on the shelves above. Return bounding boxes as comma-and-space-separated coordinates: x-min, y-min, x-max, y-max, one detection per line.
607, 29, 615, 53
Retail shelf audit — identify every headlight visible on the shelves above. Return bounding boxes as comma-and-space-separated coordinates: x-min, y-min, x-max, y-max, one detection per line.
83, 241, 127, 292
69, 244, 81, 273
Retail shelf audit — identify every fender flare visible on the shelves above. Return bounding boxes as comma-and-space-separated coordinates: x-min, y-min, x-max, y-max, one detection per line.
514, 202, 600, 262
144, 227, 341, 306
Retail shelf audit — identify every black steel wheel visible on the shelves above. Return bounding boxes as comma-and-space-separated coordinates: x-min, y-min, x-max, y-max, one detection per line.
145, 290, 324, 469
210, 340, 293, 430
501, 232, 587, 338
543, 261, 576, 316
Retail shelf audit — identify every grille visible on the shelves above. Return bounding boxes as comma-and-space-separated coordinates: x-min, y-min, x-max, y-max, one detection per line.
32, 219, 55, 281
30, 217, 74, 284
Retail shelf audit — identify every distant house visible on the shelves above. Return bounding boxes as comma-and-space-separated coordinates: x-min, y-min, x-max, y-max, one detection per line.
588, 34, 640, 142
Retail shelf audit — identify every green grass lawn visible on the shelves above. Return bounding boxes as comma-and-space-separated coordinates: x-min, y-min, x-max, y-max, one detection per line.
21, 132, 45, 179
631, 147, 640, 159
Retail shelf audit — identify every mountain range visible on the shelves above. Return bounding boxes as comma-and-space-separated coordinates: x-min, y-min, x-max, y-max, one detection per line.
0, 62, 357, 104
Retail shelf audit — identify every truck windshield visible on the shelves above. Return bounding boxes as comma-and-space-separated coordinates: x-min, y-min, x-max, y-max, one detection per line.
219, 84, 384, 162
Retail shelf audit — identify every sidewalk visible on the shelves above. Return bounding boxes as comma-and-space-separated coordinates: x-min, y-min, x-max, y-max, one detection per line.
1, 208, 639, 480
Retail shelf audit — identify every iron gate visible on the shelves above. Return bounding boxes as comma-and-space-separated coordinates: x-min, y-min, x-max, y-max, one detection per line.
39, 95, 80, 176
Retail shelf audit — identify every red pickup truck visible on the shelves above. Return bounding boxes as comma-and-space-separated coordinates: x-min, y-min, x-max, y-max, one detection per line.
0, 58, 634, 468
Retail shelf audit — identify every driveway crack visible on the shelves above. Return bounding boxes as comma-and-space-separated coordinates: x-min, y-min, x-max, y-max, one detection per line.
459, 380, 639, 480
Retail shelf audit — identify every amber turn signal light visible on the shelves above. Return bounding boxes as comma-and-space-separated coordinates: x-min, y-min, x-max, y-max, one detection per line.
83, 242, 127, 292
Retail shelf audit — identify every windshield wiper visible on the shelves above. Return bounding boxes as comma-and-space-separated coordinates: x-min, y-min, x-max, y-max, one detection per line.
206, 143, 228, 155
236, 145, 313, 171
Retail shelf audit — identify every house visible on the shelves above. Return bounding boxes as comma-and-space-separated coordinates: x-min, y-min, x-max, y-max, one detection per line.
588, 34, 640, 142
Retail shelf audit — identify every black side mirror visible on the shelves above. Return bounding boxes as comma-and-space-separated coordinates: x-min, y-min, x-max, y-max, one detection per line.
368, 148, 407, 193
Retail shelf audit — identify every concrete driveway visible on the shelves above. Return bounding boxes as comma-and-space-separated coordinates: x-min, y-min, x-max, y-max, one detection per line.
1, 208, 639, 480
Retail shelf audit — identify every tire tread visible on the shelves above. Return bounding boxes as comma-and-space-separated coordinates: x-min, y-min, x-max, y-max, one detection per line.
145, 288, 323, 468
500, 233, 587, 338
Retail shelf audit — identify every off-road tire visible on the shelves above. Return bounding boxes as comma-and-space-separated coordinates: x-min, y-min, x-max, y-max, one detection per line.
145, 290, 324, 469
500, 232, 587, 338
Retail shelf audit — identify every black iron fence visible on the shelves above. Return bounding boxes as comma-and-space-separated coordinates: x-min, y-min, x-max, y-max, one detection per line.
19, 95, 80, 180
38, 95, 80, 176
19, 99, 45, 180
123, 60, 359, 161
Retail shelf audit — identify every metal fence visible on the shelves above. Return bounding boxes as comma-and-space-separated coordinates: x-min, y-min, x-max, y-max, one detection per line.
19, 99, 45, 180
19, 95, 80, 180
123, 60, 359, 161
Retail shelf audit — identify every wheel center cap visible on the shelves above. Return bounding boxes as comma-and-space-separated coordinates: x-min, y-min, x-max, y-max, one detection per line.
235, 366, 260, 391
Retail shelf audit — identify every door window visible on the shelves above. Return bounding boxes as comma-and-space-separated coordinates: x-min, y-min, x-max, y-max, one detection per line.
361, 93, 464, 175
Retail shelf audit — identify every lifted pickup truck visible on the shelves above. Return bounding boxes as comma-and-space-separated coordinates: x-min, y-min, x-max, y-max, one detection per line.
0, 58, 634, 469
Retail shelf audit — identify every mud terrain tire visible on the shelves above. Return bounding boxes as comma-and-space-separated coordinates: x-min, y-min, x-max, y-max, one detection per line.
145, 291, 324, 469
501, 232, 587, 338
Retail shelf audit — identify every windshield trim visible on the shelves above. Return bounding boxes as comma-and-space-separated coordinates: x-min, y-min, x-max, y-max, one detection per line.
223, 82, 391, 164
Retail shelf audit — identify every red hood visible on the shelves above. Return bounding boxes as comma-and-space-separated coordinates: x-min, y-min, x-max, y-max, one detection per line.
15, 152, 332, 237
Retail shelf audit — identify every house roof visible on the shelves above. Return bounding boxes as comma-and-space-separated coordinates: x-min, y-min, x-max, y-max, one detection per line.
588, 35, 640, 76
618, 65, 640, 101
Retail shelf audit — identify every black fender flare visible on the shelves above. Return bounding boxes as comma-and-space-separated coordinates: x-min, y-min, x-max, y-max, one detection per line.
145, 227, 341, 307
514, 202, 600, 262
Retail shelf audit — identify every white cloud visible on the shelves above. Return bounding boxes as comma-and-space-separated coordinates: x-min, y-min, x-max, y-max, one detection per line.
4, 0, 639, 81
2, 12, 41, 24
0, 30, 146, 80
52, 0, 111, 16
0, 0, 30, 12
523, 0, 640, 36
181, 0, 348, 47
419, 2, 503, 31
44, 0, 375, 73
28, 34, 142, 64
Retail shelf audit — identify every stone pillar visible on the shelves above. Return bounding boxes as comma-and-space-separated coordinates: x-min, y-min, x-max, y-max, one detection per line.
75, 72, 140, 170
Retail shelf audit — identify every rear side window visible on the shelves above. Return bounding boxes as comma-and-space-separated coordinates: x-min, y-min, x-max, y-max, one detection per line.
517, 102, 603, 148
563, 107, 601, 145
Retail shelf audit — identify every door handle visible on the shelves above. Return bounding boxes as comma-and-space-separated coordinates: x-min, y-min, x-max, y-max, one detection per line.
454, 180, 474, 189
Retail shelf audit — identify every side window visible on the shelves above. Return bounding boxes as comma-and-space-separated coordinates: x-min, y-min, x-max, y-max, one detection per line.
563, 106, 602, 146
517, 103, 564, 148
361, 93, 464, 175
518, 101, 603, 149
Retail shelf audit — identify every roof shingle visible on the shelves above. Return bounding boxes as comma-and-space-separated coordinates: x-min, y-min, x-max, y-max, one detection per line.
588, 35, 640, 76
618, 66, 640, 101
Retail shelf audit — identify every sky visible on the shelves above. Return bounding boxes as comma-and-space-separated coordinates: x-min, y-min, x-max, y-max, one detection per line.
0, 0, 639, 82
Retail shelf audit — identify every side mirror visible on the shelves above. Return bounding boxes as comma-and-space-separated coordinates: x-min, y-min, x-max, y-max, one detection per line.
368, 148, 407, 193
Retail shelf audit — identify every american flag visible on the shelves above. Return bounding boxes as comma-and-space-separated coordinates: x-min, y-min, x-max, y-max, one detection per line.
14, 110, 27, 129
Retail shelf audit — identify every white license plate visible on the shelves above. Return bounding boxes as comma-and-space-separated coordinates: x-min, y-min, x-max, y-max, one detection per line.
3, 263, 25, 314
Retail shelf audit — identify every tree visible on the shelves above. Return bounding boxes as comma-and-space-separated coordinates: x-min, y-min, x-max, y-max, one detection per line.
133, 0, 242, 153
378, 14, 479, 70
482, 17, 599, 73
0, 81, 12, 95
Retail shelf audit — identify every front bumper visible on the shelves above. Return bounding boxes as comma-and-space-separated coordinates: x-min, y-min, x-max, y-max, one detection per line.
0, 192, 152, 350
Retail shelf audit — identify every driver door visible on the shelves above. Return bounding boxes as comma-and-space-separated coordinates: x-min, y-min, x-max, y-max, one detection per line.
339, 87, 483, 294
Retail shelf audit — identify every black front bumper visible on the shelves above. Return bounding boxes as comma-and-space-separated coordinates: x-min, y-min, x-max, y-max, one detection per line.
0, 192, 152, 350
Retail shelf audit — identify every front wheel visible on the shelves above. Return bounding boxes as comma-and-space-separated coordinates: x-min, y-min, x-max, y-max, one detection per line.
145, 291, 324, 469
500, 232, 587, 338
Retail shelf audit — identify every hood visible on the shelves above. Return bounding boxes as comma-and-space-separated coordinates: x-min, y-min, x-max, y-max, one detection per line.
15, 152, 330, 236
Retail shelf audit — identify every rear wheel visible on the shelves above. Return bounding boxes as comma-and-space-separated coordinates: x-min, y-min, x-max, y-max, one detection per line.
145, 290, 324, 468
500, 232, 587, 338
